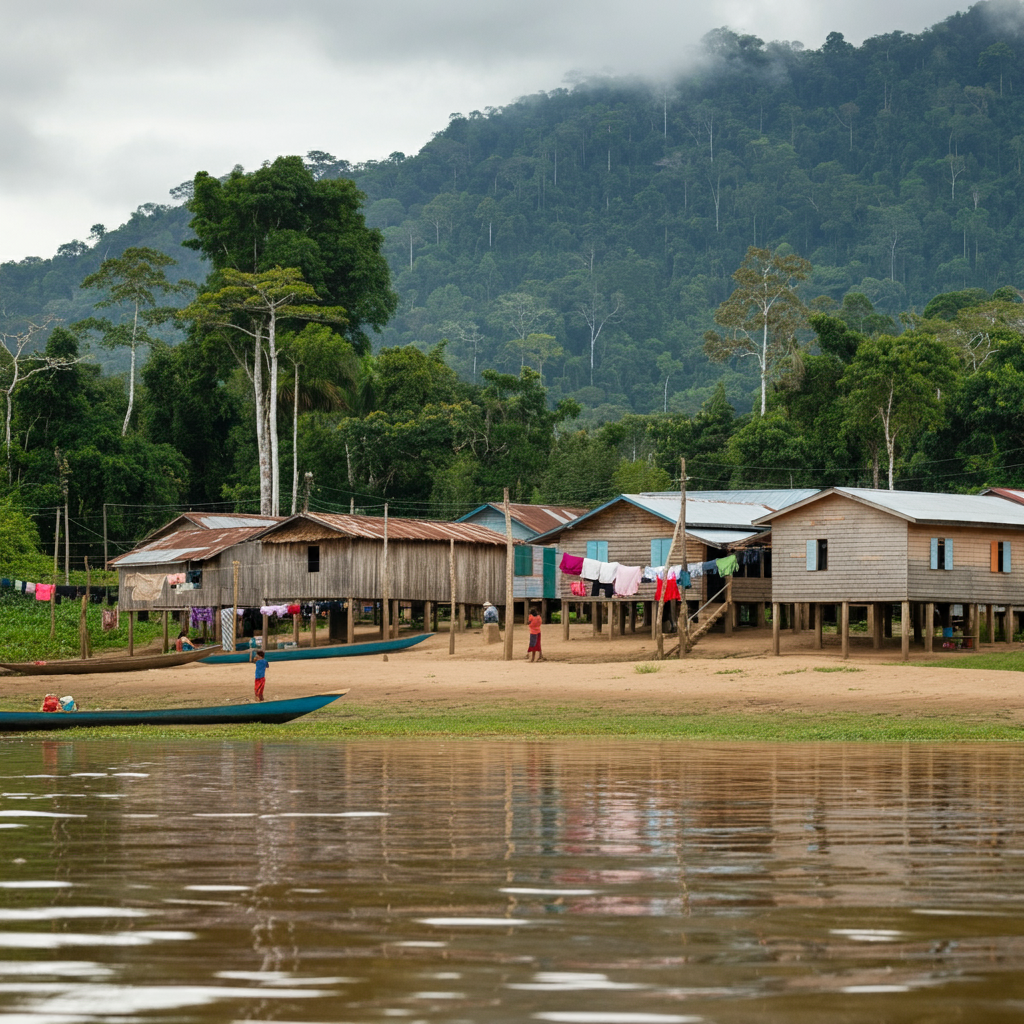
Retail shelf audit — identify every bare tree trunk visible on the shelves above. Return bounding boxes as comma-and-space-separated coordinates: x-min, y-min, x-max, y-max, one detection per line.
760, 320, 769, 415
291, 360, 299, 515
122, 342, 136, 435
252, 329, 272, 515
267, 314, 281, 516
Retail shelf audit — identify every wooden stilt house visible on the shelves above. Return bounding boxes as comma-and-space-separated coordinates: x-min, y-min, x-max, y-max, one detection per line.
755, 487, 1024, 659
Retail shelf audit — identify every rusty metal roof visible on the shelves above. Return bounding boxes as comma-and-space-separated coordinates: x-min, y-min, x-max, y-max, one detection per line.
982, 487, 1024, 507
142, 511, 282, 543
257, 512, 509, 546
458, 502, 589, 535
110, 526, 268, 567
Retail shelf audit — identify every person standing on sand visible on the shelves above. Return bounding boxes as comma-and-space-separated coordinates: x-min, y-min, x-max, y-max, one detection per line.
526, 606, 545, 662
254, 649, 268, 701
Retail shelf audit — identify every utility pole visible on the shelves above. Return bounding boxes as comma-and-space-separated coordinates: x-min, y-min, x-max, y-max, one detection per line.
50, 506, 59, 639
503, 487, 514, 662
381, 503, 390, 644
302, 472, 313, 513
449, 537, 456, 656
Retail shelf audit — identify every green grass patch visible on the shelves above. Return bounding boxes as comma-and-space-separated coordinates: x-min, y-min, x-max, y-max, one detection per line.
634, 662, 661, 674
780, 668, 808, 675
1, 702, 1021, 743
814, 666, 864, 673
907, 650, 1024, 672
715, 669, 743, 675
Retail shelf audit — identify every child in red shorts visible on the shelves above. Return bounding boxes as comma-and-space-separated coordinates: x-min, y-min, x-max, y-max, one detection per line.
254, 649, 268, 701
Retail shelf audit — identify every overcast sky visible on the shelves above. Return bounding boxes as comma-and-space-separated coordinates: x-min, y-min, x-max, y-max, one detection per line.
0, 0, 975, 263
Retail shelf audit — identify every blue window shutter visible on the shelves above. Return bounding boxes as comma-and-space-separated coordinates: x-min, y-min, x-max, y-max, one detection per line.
945, 538, 953, 570
587, 540, 609, 561
930, 537, 938, 570
1004, 542, 1012, 573
806, 539, 817, 571
651, 538, 671, 566
586, 540, 598, 559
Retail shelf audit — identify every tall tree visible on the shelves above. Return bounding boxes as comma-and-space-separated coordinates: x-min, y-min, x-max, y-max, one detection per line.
842, 333, 957, 489
180, 267, 346, 515
79, 247, 185, 435
704, 246, 812, 416
185, 155, 396, 354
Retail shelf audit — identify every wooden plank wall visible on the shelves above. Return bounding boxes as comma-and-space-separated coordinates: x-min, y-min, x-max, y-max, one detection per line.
907, 523, 1024, 603
552, 504, 707, 600
770, 494, 909, 601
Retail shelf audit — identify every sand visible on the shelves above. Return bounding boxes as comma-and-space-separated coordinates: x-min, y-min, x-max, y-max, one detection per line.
1, 623, 1021, 722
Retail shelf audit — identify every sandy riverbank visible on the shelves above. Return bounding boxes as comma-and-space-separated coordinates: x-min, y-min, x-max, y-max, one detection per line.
1, 623, 1021, 723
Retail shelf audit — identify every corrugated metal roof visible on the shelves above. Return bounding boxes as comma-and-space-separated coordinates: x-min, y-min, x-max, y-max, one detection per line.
754, 487, 1024, 526
982, 487, 1024, 507
194, 515, 279, 529
458, 502, 588, 535
687, 528, 761, 546
110, 526, 268, 567
627, 495, 775, 528
259, 512, 509, 546
640, 488, 819, 511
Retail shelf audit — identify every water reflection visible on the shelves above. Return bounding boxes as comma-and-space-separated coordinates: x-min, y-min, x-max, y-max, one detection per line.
0, 740, 1022, 1023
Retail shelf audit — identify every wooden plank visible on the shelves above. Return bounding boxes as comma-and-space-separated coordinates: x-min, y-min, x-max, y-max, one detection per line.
901, 601, 910, 661
841, 601, 849, 660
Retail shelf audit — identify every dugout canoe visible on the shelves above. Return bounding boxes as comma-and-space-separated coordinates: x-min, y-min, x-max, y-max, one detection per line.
199, 633, 432, 665
0, 690, 349, 732
0, 646, 215, 676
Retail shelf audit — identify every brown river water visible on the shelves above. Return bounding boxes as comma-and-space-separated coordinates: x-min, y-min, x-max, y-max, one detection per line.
0, 739, 1022, 1023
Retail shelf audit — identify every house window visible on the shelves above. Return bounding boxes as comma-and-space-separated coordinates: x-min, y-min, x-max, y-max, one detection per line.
307, 545, 320, 573
991, 540, 1012, 573
930, 537, 953, 570
651, 538, 673, 567
586, 540, 609, 561
763, 550, 772, 578
514, 546, 534, 576
806, 538, 828, 571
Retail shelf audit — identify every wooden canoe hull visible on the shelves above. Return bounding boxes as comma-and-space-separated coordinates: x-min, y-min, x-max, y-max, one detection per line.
0, 646, 215, 676
0, 691, 348, 732
200, 633, 431, 665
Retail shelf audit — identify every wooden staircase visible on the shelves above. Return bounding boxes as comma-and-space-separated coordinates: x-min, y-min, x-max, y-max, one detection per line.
663, 591, 731, 658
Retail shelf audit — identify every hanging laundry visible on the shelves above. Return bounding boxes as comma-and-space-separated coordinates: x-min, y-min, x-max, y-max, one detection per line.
655, 577, 681, 602
34, 583, 53, 601
124, 573, 165, 602
166, 573, 185, 586
680, 570, 692, 589
687, 562, 704, 579
259, 604, 290, 618
0, 578, 10, 588
287, 604, 301, 615
101, 607, 119, 632
190, 607, 214, 628
597, 561, 619, 585
641, 566, 657, 583
590, 580, 613, 598
175, 582, 196, 591
187, 569, 202, 585
581, 557, 601, 580
221, 608, 236, 651
559, 552, 585, 576
702, 560, 719, 575
24, 581, 36, 596
613, 564, 642, 597
716, 554, 739, 577
15, 580, 25, 593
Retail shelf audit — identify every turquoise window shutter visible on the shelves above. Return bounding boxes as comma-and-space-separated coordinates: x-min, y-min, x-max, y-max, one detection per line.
945, 539, 953, 570
930, 537, 938, 570
806, 539, 817, 571
1003, 542, 1012, 573
587, 540, 608, 561
651, 538, 671, 565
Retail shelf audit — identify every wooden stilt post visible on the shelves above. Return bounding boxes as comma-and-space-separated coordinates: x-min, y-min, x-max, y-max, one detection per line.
382, 503, 390, 644
873, 602, 883, 649
424, 600, 433, 635
901, 600, 911, 661
986, 603, 995, 645
293, 605, 301, 645
925, 601, 934, 655
459, 602, 466, 632
310, 604, 318, 648
724, 577, 733, 636
347, 598, 355, 644
261, 612, 269, 653
162, 610, 169, 653
1007, 605, 1015, 645
128, 611, 134, 656
841, 601, 850, 660
814, 602, 822, 650
772, 602, 780, 655
503, 488, 514, 662
391, 599, 400, 638
562, 598, 570, 640
230, 560, 239, 653
449, 538, 456, 656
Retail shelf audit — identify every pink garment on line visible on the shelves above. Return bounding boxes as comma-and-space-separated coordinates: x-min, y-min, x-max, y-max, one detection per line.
35, 583, 54, 601
166, 573, 186, 586
613, 565, 642, 597
559, 552, 584, 576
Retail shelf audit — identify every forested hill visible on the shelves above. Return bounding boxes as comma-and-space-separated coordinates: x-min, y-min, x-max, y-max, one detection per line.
3, 0, 1024, 419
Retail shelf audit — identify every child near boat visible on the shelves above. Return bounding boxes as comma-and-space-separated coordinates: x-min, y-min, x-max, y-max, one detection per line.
254, 649, 268, 701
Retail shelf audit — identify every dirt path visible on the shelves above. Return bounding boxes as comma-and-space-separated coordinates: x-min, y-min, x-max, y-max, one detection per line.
1, 624, 1021, 721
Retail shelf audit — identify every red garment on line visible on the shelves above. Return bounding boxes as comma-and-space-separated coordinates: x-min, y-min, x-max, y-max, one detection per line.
655, 577, 681, 602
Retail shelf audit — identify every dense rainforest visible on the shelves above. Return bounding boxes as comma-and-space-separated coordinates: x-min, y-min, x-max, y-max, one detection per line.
3, 0, 1024, 573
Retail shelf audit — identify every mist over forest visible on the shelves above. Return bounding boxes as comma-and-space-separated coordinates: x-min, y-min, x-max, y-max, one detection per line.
2, 0, 1024, 570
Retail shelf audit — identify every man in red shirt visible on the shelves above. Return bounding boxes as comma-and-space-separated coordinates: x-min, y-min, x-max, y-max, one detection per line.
526, 606, 545, 663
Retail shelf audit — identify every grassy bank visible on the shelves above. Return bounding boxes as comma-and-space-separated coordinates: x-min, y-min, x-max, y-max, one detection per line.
1, 702, 1020, 743
908, 650, 1024, 671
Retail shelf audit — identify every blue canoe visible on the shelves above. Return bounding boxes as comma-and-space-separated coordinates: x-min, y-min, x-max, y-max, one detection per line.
0, 691, 348, 732
201, 633, 432, 665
